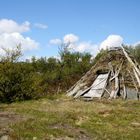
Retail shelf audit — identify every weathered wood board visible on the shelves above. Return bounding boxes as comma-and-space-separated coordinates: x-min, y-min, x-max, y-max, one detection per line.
83, 73, 109, 99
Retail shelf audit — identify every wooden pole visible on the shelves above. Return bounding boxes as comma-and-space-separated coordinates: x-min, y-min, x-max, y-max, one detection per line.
121, 46, 140, 77
114, 75, 119, 99
122, 76, 127, 99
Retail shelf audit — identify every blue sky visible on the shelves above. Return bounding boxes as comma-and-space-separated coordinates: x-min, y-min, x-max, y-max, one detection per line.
0, 0, 140, 59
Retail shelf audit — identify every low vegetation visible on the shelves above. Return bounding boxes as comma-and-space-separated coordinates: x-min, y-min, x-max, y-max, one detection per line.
0, 44, 140, 103
0, 96, 140, 140
0, 44, 93, 103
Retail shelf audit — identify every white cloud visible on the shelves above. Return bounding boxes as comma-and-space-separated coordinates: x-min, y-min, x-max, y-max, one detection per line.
100, 35, 123, 50
34, 23, 48, 29
50, 34, 124, 56
0, 19, 30, 34
74, 42, 93, 52
49, 39, 62, 45
133, 41, 140, 46
63, 34, 79, 44
49, 34, 79, 46
68, 42, 99, 55
0, 19, 40, 57
50, 34, 99, 56
0, 32, 39, 55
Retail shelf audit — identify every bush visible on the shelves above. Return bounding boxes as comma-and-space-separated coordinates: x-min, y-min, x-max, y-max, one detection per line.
0, 46, 46, 103
0, 62, 45, 103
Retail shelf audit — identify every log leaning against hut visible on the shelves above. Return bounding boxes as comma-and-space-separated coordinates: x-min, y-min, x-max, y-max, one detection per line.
67, 46, 140, 100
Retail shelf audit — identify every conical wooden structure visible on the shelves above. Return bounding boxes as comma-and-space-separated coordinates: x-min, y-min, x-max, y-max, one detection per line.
67, 47, 140, 100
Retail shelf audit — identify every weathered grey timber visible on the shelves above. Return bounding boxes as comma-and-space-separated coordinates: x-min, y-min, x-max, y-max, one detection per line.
83, 73, 109, 99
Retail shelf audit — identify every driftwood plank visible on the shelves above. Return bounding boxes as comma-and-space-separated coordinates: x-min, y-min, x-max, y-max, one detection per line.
67, 83, 86, 96
83, 72, 110, 98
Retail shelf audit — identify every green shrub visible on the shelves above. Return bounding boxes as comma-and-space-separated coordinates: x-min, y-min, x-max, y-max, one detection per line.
0, 62, 45, 103
0, 46, 46, 103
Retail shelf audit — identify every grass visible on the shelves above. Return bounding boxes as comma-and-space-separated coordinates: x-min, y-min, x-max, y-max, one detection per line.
0, 95, 140, 140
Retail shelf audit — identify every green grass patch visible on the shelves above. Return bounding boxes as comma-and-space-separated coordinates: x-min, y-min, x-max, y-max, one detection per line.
0, 96, 140, 140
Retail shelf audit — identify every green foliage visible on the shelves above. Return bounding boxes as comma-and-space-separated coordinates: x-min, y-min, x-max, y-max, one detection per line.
0, 46, 45, 103
93, 49, 107, 65
134, 44, 140, 63
0, 62, 46, 103
123, 44, 140, 64
0, 44, 93, 102
0, 44, 22, 62
29, 46, 93, 93
1, 43, 140, 103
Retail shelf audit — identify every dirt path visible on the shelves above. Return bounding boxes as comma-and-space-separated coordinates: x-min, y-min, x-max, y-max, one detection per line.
0, 111, 26, 139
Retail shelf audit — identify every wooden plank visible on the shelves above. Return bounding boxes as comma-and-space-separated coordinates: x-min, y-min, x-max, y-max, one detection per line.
74, 87, 91, 98
83, 72, 110, 98
114, 75, 119, 99
67, 83, 86, 96
122, 76, 127, 99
